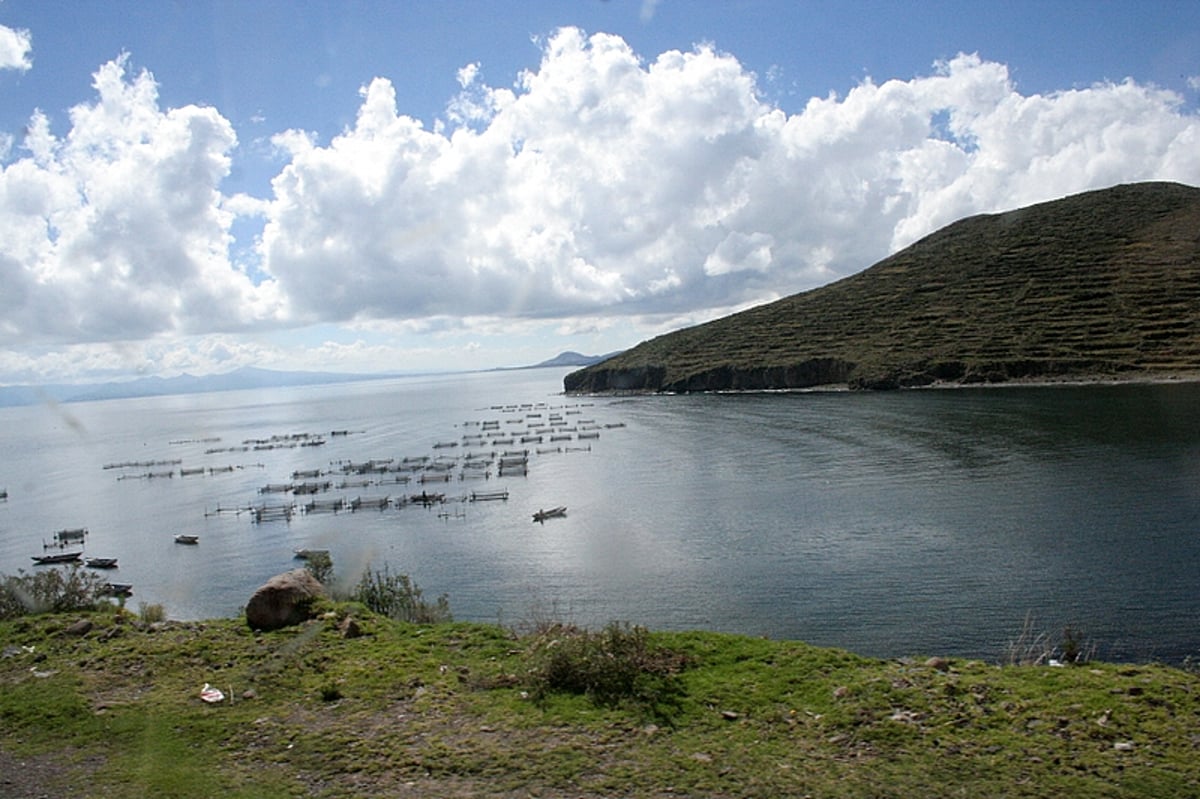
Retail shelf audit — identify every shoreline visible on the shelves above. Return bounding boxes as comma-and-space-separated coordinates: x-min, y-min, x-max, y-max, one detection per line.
565, 370, 1200, 397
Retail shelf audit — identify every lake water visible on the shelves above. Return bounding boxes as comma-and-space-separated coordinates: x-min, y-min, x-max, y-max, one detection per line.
1, 367, 1198, 664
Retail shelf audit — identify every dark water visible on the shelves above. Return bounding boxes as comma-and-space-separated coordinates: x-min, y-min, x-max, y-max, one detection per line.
1, 369, 1198, 663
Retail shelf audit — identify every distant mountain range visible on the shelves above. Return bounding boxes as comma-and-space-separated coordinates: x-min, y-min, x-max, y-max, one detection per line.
566, 181, 1200, 393
0, 352, 617, 408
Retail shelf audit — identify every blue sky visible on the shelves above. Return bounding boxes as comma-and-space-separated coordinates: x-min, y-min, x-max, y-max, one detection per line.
1, 1, 1198, 384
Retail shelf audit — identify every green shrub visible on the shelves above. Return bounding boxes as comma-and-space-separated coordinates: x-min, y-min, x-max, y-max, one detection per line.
138, 602, 166, 623
1004, 614, 1096, 665
523, 622, 690, 717
351, 565, 451, 624
1060, 624, 1096, 665
0, 565, 107, 619
304, 551, 334, 585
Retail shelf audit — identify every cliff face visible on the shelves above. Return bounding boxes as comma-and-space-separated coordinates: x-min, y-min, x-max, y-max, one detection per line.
563, 358, 856, 393
566, 181, 1200, 393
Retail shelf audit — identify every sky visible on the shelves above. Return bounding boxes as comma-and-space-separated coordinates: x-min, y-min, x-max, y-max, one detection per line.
1, 1, 1199, 385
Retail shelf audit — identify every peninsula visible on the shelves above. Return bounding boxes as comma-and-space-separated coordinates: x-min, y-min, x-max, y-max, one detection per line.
565, 182, 1200, 393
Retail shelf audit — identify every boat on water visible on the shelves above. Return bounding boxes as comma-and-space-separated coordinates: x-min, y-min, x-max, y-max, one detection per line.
85, 557, 119, 569
293, 548, 330, 560
31, 551, 83, 565
101, 582, 133, 597
532, 506, 567, 523
174, 534, 199, 545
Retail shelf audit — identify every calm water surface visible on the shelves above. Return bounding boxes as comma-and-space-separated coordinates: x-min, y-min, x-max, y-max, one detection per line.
1, 368, 1198, 663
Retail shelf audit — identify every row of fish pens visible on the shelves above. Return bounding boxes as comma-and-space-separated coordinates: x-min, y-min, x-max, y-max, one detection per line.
216, 404, 616, 525
226, 487, 512, 523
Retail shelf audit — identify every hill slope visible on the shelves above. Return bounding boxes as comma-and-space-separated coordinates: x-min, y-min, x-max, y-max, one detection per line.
565, 182, 1200, 392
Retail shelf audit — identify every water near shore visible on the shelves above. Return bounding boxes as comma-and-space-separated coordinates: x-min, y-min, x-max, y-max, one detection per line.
2, 368, 1198, 663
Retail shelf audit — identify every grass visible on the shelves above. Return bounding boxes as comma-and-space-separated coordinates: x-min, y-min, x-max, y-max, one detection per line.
3, 606, 1200, 797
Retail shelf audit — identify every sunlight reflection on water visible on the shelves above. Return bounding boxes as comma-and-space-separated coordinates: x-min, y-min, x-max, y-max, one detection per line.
2, 372, 1198, 663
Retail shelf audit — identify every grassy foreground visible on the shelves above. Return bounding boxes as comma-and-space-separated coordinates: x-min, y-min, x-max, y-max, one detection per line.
2, 606, 1198, 798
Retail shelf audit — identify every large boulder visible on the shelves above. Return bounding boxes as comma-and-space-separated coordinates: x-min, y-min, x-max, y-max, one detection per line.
245, 569, 324, 631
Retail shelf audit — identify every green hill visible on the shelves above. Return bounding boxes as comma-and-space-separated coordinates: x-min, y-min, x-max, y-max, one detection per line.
565, 182, 1200, 393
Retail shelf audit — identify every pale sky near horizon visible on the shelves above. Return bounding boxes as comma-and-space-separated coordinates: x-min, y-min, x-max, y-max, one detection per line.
1, 0, 1199, 385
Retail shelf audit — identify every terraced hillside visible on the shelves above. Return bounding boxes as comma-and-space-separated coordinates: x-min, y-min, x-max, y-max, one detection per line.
565, 181, 1200, 392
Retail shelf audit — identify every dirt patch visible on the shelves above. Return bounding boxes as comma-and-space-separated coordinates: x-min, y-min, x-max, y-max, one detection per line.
0, 746, 90, 799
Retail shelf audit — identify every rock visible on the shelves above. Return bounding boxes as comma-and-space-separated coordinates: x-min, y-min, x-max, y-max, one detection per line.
925, 656, 951, 671
245, 569, 324, 631
64, 619, 93, 636
338, 616, 363, 639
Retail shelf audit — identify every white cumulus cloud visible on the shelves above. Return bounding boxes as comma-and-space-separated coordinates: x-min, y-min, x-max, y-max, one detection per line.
3, 27, 1200, 381
0, 54, 280, 348
0, 24, 32, 71
256, 31, 1200, 332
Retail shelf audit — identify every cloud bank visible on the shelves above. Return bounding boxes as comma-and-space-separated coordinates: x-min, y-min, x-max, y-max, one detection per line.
2, 26, 1199, 377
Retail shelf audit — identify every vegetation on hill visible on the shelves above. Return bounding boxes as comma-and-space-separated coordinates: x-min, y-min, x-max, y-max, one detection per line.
3, 605, 1199, 798
565, 182, 1200, 393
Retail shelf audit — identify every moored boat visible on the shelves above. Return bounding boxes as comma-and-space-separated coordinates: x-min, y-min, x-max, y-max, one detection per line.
174, 534, 199, 545
101, 582, 133, 597
532, 506, 567, 523
85, 557, 119, 569
31, 551, 83, 565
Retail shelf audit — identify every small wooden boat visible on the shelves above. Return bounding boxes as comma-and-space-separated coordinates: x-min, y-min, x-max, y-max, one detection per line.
173, 534, 199, 545
101, 582, 133, 597
85, 557, 119, 569
293, 548, 330, 560
32, 551, 83, 565
532, 506, 567, 523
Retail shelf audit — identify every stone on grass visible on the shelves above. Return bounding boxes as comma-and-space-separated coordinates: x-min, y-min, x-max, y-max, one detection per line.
338, 616, 363, 639
245, 569, 324, 631
64, 619, 93, 637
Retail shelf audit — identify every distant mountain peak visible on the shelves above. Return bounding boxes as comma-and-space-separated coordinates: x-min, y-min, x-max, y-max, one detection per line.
531, 351, 618, 368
